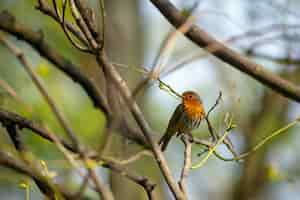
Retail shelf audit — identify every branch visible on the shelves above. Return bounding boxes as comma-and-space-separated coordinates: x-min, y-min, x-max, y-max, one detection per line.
1, 120, 76, 199
5, 122, 26, 152
73, 0, 100, 43
0, 34, 115, 200
36, 0, 88, 46
97, 52, 186, 200
0, 108, 155, 199
0, 14, 155, 195
211, 117, 300, 162
178, 135, 192, 198
203, 92, 239, 158
149, 0, 300, 102
192, 125, 233, 169
0, 108, 75, 151
101, 158, 156, 200
161, 24, 300, 79
73, 173, 90, 199
54, 0, 92, 52
0, 33, 81, 149
0, 150, 73, 199
36, 1, 209, 198
133, 16, 194, 97
69, 0, 99, 50
0, 11, 111, 117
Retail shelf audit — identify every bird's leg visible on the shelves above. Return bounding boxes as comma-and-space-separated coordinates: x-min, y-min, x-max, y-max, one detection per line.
176, 131, 183, 138
179, 132, 193, 142
186, 132, 194, 142
180, 134, 187, 142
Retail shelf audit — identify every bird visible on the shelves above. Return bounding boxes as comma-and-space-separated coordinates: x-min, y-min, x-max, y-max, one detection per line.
159, 91, 206, 151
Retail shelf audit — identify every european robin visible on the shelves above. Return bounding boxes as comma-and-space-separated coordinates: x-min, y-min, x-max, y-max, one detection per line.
159, 91, 206, 151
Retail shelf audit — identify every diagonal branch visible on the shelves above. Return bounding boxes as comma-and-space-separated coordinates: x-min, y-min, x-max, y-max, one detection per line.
149, 0, 300, 102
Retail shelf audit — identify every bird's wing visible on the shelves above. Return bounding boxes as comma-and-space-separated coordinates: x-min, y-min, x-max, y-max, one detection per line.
159, 104, 185, 151
166, 103, 184, 133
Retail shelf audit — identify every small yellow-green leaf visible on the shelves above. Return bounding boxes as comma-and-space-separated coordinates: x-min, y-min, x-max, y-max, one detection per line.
36, 62, 50, 77
266, 164, 284, 182
19, 183, 28, 189
19, 178, 30, 189
86, 159, 98, 169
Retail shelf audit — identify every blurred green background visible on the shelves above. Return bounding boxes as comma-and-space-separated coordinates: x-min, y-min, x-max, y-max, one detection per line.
0, 0, 300, 199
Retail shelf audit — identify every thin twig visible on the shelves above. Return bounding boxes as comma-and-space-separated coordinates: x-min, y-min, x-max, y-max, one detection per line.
204, 92, 239, 158
42, 125, 84, 177
98, 0, 105, 50
60, 0, 92, 52
0, 79, 32, 112
69, 0, 98, 50
101, 150, 152, 166
113, 62, 182, 98
192, 126, 232, 169
206, 91, 222, 119
133, 15, 194, 97
211, 117, 300, 162
73, 172, 90, 199
204, 91, 222, 141
74, 0, 99, 43
36, 0, 88, 46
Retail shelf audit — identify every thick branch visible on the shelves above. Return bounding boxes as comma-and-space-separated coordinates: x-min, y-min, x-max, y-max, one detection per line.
150, 0, 300, 102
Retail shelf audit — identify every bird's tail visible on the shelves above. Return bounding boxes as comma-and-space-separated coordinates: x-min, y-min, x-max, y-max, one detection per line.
158, 132, 173, 151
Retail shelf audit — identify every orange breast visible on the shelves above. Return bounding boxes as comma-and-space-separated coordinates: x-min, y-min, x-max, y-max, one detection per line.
184, 101, 205, 120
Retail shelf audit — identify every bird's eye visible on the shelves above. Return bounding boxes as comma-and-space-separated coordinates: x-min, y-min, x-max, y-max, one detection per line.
189, 95, 192, 99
